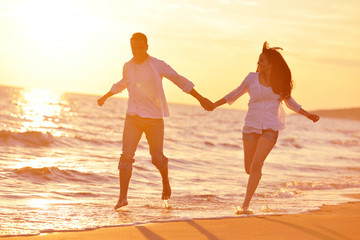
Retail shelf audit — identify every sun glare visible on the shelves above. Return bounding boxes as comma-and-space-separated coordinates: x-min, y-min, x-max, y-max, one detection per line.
15, 88, 64, 134
2, 0, 122, 93
11, 0, 94, 46
12, 157, 64, 170
27, 198, 61, 209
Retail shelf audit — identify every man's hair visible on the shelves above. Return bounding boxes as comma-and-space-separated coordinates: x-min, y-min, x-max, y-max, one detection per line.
131, 32, 148, 45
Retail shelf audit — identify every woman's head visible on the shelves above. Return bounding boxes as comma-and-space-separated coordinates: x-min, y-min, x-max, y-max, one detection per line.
258, 42, 293, 100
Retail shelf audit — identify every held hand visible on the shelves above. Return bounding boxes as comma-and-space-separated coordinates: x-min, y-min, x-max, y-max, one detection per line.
97, 97, 106, 107
200, 97, 215, 111
307, 113, 320, 123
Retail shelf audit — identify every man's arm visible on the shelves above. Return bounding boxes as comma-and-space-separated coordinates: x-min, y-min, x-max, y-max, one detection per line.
98, 63, 128, 107
189, 88, 214, 111
97, 91, 116, 107
155, 59, 213, 111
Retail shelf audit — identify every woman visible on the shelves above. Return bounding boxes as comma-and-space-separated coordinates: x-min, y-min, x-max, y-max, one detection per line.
213, 42, 320, 214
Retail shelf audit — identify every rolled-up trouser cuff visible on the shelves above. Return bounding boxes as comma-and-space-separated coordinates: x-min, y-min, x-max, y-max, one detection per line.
118, 161, 133, 170
151, 155, 168, 170
118, 155, 135, 170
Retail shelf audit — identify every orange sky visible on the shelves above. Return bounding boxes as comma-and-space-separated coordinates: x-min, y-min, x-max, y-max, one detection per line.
1, 0, 359, 110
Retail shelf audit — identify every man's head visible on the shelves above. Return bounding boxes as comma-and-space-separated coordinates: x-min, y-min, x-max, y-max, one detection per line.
130, 32, 148, 61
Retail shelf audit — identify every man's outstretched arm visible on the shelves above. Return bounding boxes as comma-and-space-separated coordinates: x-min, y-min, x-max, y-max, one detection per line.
97, 91, 116, 107
190, 88, 214, 111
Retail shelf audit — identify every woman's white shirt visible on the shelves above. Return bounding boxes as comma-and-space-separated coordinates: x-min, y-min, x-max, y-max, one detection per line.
224, 72, 301, 133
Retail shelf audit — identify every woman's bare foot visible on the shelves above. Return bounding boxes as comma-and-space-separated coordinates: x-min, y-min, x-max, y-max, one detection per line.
114, 198, 128, 210
235, 206, 253, 215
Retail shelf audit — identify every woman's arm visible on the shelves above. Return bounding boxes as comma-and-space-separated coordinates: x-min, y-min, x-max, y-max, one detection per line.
223, 75, 250, 105
284, 97, 319, 122
297, 108, 320, 122
213, 98, 227, 109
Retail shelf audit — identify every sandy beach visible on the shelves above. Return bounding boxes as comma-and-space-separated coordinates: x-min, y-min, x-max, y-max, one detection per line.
4, 194, 359, 240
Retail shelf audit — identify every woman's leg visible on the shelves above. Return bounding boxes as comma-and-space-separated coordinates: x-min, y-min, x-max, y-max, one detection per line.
243, 140, 257, 174
242, 136, 276, 209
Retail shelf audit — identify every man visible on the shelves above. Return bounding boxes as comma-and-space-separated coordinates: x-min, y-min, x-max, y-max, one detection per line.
97, 32, 213, 210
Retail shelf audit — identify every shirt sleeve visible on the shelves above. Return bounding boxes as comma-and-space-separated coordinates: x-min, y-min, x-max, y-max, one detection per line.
284, 97, 302, 112
110, 64, 128, 94
224, 73, 250, 105
158, 60, 195, 93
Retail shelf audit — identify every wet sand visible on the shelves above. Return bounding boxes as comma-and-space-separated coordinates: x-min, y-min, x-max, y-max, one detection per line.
4, 194, 360, 240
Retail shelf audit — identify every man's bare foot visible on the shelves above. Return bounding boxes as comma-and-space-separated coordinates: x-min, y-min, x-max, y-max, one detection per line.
114, 198, 128, 210
162, 181, 171, 200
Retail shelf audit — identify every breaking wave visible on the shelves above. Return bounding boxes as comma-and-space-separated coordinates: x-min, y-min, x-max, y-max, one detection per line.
0, 130, 55, 147
0, 130, 121, 147
12, 166, 116, 183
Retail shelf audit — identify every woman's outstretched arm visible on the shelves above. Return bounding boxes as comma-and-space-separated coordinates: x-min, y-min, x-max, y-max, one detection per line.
283, 97, 320, 123
297, 108, 320, 122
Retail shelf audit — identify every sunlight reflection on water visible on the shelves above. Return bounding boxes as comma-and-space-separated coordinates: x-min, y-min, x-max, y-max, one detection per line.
15, 88, 65, 134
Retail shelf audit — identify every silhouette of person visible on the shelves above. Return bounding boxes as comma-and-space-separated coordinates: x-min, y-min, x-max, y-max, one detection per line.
212, 42, 320, 214
97, 32, 213, 210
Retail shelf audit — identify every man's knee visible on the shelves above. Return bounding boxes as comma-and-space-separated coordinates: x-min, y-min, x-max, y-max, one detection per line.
151, 154, 168, 170
118, 154, 135, 170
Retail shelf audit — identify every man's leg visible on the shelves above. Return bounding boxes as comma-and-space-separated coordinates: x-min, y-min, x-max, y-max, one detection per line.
144, 118, 171, 200
115, 115, 143, 210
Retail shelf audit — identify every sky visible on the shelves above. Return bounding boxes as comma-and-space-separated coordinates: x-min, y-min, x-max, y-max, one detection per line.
1, 0, 359, 110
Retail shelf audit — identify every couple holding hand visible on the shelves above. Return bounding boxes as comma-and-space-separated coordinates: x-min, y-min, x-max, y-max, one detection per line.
97, 32, 319, 214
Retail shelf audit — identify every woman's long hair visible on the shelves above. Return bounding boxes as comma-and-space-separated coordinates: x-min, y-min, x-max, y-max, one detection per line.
258, 42, 293, 101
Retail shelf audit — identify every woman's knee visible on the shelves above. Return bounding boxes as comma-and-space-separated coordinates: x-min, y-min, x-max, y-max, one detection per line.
245, 165, 251, 175
250, 162, 263, 176
250, 168, 262, 180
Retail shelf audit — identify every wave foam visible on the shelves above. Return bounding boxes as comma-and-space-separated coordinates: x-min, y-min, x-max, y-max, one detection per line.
283, 177, 360, 191
0, 130, 55, 147
279, 137, 303, 149
329, 139, 360, 147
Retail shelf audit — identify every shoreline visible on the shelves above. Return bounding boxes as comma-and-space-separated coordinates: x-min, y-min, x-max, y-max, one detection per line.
3, 194, 360, 240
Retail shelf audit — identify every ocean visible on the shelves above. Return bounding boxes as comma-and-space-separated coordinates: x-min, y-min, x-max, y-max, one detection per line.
0, 85, 359, 237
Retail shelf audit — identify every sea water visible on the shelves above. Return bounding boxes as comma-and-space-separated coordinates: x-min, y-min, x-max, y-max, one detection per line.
0, 86, 359, 236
